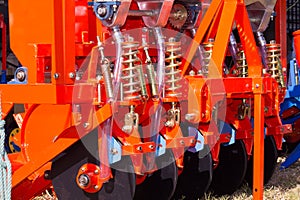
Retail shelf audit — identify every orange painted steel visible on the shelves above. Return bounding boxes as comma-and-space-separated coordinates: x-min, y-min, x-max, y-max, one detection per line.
181, 0, 222, 76
294, 30, 300, 66
235, 5, 265, 198
184, 0, 268, 199
252, 78, 265, 200
208, 0, 237, 78
4, 0, 101, 196
3, 0, 289, 199
9, 1, 53, 84
52, 0, 75, 85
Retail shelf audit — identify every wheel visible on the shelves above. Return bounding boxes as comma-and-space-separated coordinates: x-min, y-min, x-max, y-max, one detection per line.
4, 109, 20, 153
134, 149, 178, 200
245, 135, 278, 186
210, 140, 248, 195
172, 146, 213, 200
51, 131, 136, 200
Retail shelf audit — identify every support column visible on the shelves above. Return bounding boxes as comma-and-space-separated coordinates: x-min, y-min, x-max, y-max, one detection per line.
253, 79, 265, 200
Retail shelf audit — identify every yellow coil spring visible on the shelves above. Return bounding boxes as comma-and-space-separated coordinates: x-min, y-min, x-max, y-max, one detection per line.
121, 39, 144, 101
201, 39, 214, 76
266, 40, 285, 86
236, 45, 248, 77
165, 37, 182, 98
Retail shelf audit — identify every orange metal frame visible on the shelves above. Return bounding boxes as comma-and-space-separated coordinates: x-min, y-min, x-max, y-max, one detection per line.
3, 0, 289, 199
3, 1, 98, 198
182, 0, 273, 199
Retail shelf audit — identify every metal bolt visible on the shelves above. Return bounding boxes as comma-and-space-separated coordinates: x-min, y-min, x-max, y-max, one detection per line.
94, 185, 99, 190
83, 122, 90, 129
190, 139, 195, 144
97, 6, 107, 17
180, 140, 185, 145
69, 72, 75, 79
45, 66, 50, 70
94, 169, 99, 175
54, 73, 59, 79
189, 70, 195, 76
112, 5, 118, 11
44, 170, 51, 180
255, 84, 260, 88
16, 70, 26, 82
111, 148, 118, 155
149, 144, 154, 150
136, 146, 142, 151
78, 174, 90, 187
81, 167, 86, 172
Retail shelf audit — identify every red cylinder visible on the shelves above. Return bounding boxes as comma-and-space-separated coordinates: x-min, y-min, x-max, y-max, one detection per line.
293, 30, 300, 66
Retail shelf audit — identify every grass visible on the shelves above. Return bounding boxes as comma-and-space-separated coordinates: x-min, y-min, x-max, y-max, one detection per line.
201, 156, 300, 200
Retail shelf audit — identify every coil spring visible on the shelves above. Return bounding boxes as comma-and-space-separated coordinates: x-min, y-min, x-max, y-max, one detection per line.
121, 38, 146, 101
236, 45, 248, 77
266, 40, 285, 87
165, 37, 182, 98
201, 38, 214, 76
101, 58, 114, 101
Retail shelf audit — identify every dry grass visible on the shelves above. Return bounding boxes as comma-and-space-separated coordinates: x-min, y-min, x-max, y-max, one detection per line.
34, 157, 300, 200
202, 157, 300, 200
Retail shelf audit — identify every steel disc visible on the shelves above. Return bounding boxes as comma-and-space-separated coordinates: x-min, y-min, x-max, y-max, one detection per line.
134, 149, 178, 200
51, 133, 136, 200
210, 140, 248, 195
245, 136, 278, 186
172, 146, 213, 200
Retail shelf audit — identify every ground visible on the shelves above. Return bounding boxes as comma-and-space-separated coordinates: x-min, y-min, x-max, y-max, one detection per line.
34, 156, 300, 200
202, 157, 300, 200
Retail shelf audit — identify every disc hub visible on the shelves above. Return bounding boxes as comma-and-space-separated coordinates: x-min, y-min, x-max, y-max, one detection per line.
76, 163, 104, 193
78, 174, 90, 188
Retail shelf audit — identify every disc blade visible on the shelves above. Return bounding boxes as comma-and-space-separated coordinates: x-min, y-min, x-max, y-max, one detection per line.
134, 149, 178, 200
172, 146, 213, 199
51, 132, 136, 200
210, 140, 248, 195
245, 135, 278, 186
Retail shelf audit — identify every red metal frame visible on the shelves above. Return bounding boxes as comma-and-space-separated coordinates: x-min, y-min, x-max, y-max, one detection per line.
275, 0, 287, 80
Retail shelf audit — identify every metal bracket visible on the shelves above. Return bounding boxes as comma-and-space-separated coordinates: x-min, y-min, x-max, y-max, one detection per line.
187, 126, 204, 153
108, 137, 122, 164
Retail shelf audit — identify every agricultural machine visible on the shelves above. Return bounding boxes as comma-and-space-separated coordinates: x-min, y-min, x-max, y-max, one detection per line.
280, 29, 300, 169
0, 0, 295, 199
